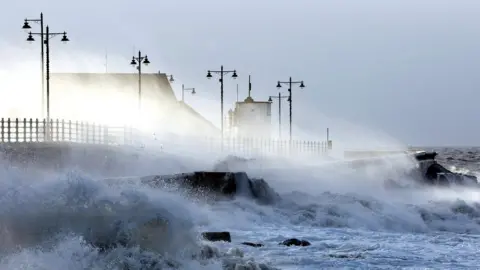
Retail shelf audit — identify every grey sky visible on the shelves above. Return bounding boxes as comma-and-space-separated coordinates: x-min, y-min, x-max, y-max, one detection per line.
1, 0, 479, 147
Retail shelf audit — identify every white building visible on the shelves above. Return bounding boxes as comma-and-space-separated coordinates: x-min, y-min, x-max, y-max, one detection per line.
231, 97, 272, 138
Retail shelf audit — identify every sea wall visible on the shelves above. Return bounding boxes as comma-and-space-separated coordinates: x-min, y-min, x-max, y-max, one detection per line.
0, 142, 157, 177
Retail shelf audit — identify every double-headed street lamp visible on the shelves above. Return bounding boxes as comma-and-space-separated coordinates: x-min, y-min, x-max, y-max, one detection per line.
130, 51, 150, 111
181, 84, 196, 102
206, 66, 238, 141
26, 25, 69, 141
268, 92, 289, 139
22, 13, 45, 118
276, 77, 305, 142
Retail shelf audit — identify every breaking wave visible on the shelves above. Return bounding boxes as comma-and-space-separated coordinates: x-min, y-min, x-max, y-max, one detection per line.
1, 148, 480, 269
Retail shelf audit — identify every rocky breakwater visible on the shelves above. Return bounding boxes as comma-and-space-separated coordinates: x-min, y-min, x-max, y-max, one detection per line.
138, 171, 279, 204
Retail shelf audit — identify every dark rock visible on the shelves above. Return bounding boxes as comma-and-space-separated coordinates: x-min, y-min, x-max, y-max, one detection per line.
142, 172, 241, 197
201, 231, 231, 242
241, 242, 264, 247
186, 172, 238, 195
279, 238, 311, 246
249, 178, 281, 204
425, 163, 452, 183
425, 163, 478, 185
414, 151, 438, 161
141, 171, 280, 205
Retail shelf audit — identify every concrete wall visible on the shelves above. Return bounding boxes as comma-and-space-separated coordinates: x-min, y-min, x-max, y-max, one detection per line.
0, 142, 189, 178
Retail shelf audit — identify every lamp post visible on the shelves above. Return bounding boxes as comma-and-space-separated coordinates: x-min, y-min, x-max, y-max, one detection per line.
22, 13, 45, 118
27, 25, 69, 141
276, 77, 305, 142
206, 65, 238, 142
130, 51, 151, 112
158, 71, 175, 83
181, 84, 196, 102
268, 92, 289, 139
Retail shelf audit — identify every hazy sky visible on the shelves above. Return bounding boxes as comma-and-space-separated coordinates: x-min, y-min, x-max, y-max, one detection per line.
1, 0, 479, 147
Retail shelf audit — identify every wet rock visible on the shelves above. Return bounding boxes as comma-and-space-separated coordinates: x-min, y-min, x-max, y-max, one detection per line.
249, 178, 280, 205
141, 171, 280, 205
415, 151, 438, 161
201, 231, 232, 242
241, 242, 264, 247
142, 172, 241, 197
186, 172, 238, 195
279, 238, 311, 246
425, 163, 478, 185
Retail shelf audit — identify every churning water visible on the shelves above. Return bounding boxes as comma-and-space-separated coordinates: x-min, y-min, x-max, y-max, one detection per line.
1, 146, 480, 269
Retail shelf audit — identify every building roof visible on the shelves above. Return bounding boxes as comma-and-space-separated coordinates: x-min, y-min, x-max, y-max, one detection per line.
51, 72, 177, 102
177, 101, 218, 131
50, 72, 219, 136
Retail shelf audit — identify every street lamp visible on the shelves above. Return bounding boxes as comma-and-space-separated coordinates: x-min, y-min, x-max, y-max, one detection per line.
157, 71, 175, 83
268, 92, 289, 139
22, 13, 45, 118
206, 65, 238, 142
26, 25, 69, 141
130, 50, 150, 111
276, 77, 305, 142
181, 84, 196, 102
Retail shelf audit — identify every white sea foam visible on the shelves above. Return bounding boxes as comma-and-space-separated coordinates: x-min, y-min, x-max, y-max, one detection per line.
1, 147, 480, 269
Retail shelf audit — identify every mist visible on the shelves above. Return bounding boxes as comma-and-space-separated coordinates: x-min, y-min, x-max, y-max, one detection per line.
1, 0, 480, 146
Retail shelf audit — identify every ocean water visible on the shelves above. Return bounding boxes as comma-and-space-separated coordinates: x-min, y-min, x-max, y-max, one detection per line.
1, 146, 480, 270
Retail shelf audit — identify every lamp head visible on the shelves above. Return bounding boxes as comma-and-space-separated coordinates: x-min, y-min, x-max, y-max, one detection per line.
143, 56, 150, 65
130, 57, 137, 66
268, 96, 273, 102
232, 70, 238, 79
26, 32, 35, 43
299, 81, 305, 88
191, 88, 196, 95
60, 32, 69, 43
169, 74, 174, 82
22, 20, 31, 32
276, 81, 281, 88
206, 71, 212, 79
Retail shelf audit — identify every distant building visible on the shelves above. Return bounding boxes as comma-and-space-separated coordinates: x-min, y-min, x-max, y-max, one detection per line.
228, 76, 272, 138
231, 97, 272, 138
50, 72, 219, 137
